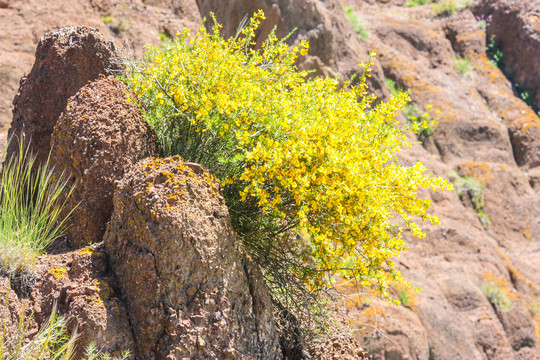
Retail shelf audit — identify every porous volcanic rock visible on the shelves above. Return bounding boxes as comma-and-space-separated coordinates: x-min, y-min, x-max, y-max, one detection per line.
474, 0, 540, 110
31, 243, 135, 358
0, 277, 37, 352
5, 26, 122, 167
104, 156, 281, 359
307, 335, 372, 360
50, 78, 159, 247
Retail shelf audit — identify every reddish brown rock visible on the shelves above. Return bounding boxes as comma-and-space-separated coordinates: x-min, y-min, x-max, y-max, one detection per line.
0, 277, 37, 352
5, 26, 122, 167
474, 0, 540, 110
31, 243, 135, 358
307, 335, 372, 360
104, 156, 281, 359
0, 0, 9, 9
51, 78, 159, 248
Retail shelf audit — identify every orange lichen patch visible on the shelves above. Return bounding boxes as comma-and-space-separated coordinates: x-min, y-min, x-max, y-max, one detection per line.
482, 270, 517, 301
139, 157, 221, 213
522, 218, 533, 240
458, 162, 493, 184
534, 315, 540, 342
48, 267, 68, 280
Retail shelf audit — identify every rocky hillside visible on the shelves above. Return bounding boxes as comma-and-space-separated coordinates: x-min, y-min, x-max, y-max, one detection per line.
1, 0, 539, 359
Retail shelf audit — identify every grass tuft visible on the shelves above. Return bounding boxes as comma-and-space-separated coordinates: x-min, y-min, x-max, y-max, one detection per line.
0, 139, 75, 287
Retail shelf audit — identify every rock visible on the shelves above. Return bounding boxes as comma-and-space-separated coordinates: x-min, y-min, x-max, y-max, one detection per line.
368, 8, 515, 167
456, 162, 540, 249
105, 156, 281, 359
5, 26, 122, 167
0, 277, 37, 350
307, 335, 372, 360
31, 243, 135, 358
474, 0, 540, 110
495, 302, 536, 352
50, 78, 159, 247
0, 0, 8, 9
527, 167, 540, 192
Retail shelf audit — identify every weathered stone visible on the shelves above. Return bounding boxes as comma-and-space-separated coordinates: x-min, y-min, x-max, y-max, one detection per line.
105, 156, 281, 359
474, 0, 540, 110
31, 244, 135, 358
5, 26, 122, 167
51, 78, 159, 247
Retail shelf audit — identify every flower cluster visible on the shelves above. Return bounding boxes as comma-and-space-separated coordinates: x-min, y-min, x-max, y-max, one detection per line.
475, 14, 493, 31
124, 11, 452, 298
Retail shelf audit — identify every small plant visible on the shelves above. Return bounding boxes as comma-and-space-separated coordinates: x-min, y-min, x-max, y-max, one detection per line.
391, 281, 418, 309
481, 281, 512, 312
432, 0, 456, 16
514, 83, 536, 108
100, 15, 126, 35
487, 35, 505, 69
403, 103, 439, 140
82, 343, 131, 360
0, 140, 75, 287
474, 13, 492, 31
449, 171, 490, 228
453, 55, 474, 78
1, 303, 75, 359
343, 5, 369, 41
386, 79, 439, 141
406, 0, 429, 6
530, 301, 540, 317
385, 78, 400, 96
159, 32, 173, 49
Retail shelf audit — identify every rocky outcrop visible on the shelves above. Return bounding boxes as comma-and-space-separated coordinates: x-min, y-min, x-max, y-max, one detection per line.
51, 78, 159, 247
31, 244, 135, 358
105, 156, 281, 359
341, 2, 540, 359
474, 0, 540, 110
443, 11, 540, 168
0, 244, 135, 359
0, 0, 201, 152
5, 26, 122, 166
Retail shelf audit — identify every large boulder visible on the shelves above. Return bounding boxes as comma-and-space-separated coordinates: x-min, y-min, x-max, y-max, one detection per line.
5, 26, 122, 166
104, 156, 281, 359
50, 78, 159, 247
474, 0, 540, 110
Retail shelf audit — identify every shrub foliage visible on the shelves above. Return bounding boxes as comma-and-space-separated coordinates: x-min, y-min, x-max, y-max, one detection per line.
124, 11, 451, 302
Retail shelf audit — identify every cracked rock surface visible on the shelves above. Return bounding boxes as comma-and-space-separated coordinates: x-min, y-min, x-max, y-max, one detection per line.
105, 156, 281, 359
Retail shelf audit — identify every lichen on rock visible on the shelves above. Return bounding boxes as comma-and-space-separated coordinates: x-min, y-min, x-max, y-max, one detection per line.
105, 156, 281, 359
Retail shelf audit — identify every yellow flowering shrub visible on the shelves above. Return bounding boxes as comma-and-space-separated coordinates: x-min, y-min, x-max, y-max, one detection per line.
124, 11, 451, 301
